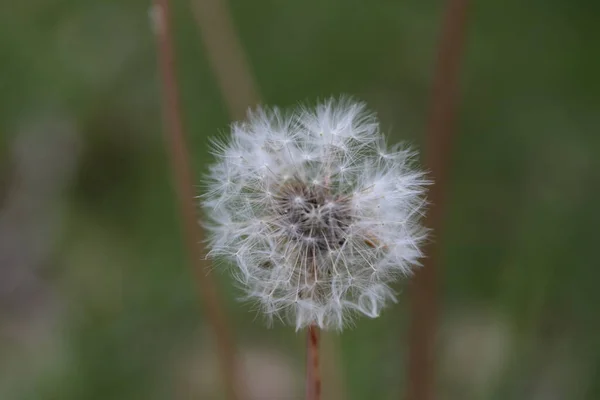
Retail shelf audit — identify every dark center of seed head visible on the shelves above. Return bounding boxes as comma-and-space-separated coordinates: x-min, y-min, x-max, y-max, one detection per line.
276, 181, 351, 250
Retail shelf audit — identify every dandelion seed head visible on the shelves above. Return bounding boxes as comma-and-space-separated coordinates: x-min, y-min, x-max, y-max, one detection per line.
202, 97, 429, 331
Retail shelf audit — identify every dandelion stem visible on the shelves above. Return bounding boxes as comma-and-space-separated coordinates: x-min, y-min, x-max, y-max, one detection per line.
305, 324, 321, 400
406, 0, 470, 400
152, 1, 240, 399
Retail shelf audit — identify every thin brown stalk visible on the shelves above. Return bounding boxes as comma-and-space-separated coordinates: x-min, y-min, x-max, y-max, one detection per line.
306, 325, 321, 400
191, 0, 260, 120
152, 2, 240, 399
406, 1, 470, 400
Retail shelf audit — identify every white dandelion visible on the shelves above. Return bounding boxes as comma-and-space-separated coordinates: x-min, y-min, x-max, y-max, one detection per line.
202, 97, 429, 331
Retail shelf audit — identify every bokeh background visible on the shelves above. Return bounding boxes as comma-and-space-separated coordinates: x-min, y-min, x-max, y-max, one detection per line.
1, 0, 599, 399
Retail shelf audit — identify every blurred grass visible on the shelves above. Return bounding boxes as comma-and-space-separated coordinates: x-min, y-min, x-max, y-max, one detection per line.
1, 0, 599, 399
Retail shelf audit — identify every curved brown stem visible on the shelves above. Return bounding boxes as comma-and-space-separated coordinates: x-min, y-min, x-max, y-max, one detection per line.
191, 0, 260, 120
152, 1, 240, 399
406, 0, 470, 400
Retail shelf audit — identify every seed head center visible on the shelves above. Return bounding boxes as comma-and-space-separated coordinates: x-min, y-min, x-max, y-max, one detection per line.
275, 181, 352, 250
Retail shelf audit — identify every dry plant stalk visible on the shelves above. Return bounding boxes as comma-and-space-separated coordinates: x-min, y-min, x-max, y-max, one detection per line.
152, 1, 240, 399
191, 0, 260, 120
406, 1, 470, 400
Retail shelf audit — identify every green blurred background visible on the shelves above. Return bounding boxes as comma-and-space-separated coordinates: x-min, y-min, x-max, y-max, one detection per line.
1, 0, 599, 399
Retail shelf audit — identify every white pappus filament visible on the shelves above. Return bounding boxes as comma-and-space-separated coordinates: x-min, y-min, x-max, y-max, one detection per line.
202, 97, 429, 330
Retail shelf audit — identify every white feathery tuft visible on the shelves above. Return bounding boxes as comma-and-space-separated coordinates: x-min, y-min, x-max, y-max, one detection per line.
201, 97, 429, 331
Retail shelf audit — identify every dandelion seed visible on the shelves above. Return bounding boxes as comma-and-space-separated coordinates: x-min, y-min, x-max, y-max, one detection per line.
202, 97, 429, 331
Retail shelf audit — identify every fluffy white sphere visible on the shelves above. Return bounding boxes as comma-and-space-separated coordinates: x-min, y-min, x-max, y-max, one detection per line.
202, 98, 429, 330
